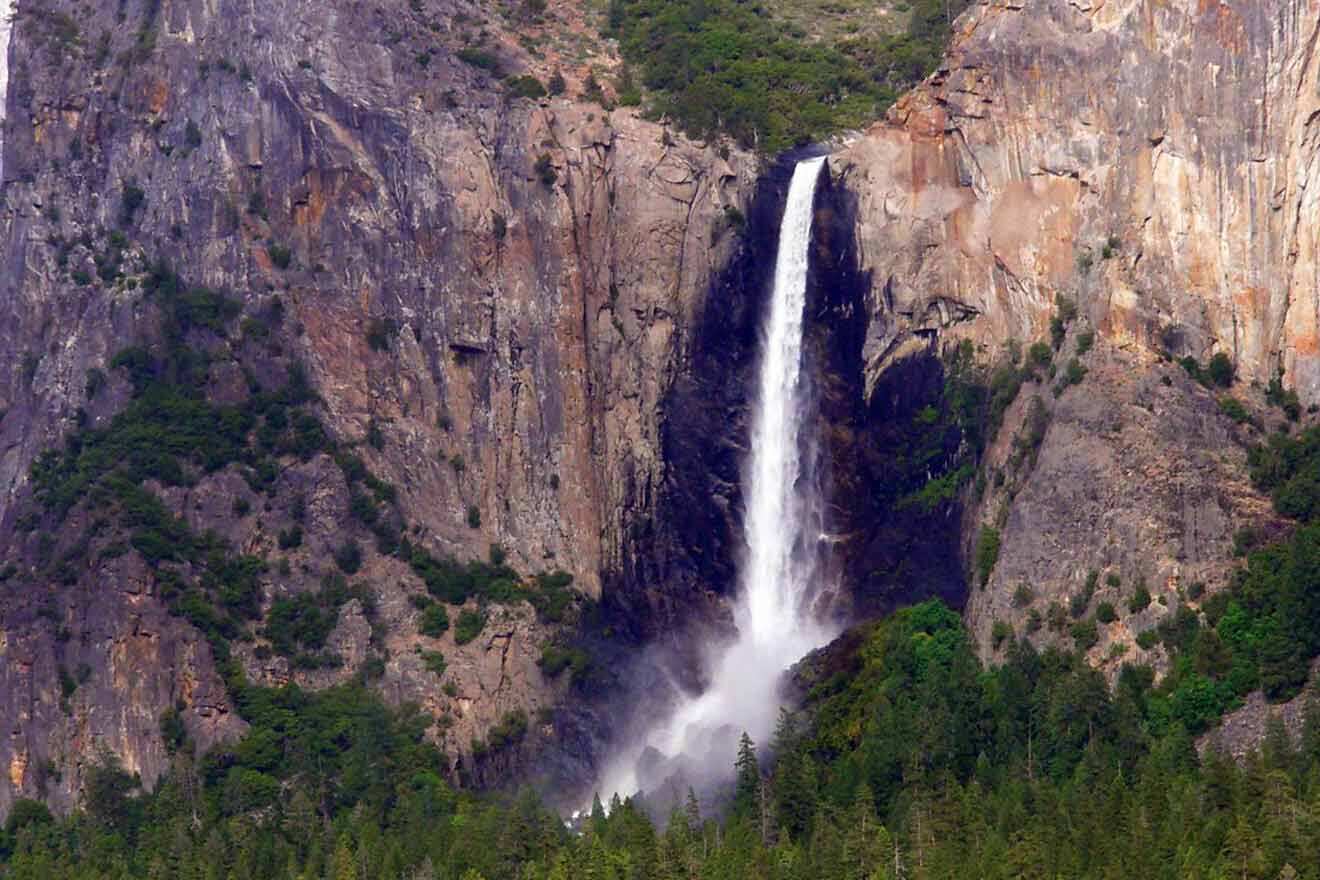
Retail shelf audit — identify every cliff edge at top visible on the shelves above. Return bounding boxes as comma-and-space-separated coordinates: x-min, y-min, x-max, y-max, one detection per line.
837, 0, 1320, 398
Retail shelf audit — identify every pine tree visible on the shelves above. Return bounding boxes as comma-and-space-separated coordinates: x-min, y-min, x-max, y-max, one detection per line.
733, 732, 761, 819
333, 835, 358, 880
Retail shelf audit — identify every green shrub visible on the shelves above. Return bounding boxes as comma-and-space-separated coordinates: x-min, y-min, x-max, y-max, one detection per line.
1128, 581, 1152, 614
1011, 584, 1035, 608
457, 46, 500, 72
1136, 629, 1158, 650
1070, 619, 1099, 651
1055, 358, 1087, 394
421, 650, 447, 676
4, 799, 53, 835
454, 609, 486, 645
975, 526, 1001, 587
1266, 373, 1301, 421
1075, 329, 1095, 356
334, 540, 362, 574
538, 643, 592, 681
1207, 352, 1234, 387
466, 505, 481, 528
991, 620, 1012, 649
506, 75, 547, 99
1219, 396, 1250, 424
419, 604, 450, 637
267, 244, 292, 270
1096, 601, 1117, 624
263, 575, 357, 661
485, 709, 528, 752
1026, 341, 1052, 371
606, 0, 967, 150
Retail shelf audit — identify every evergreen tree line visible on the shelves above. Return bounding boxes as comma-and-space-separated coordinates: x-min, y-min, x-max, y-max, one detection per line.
7, 599, 1320, 879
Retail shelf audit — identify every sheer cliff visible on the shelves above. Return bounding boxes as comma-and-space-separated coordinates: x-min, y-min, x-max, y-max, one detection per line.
0, 0, 758, 814
4, 0, 1319, 819
833, 0, 1320, 668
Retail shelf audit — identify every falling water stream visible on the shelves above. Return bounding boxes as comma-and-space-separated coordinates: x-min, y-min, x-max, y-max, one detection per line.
599, 155, 835, 803
0, 0, 14, 180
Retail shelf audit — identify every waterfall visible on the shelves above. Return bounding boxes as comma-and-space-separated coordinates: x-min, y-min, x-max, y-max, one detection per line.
0, 0, 14, 181
599, 156, 834, 803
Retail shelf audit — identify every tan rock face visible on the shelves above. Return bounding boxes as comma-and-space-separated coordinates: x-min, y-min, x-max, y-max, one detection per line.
0, 0, 757, 815
836, 0, 1320, 397
960, 338, 1283, 666
828, 0, 1320, 664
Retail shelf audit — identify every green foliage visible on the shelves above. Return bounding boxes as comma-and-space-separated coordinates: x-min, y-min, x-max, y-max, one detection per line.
1128, 581, 1152, 613
277, 524, 303, 549
1248, 425, 1320, 521
484, 709, 528, 752
419, 603, 450, 637
21, 598, 1320, 880
457, 46, 500, 73
263, 574, 362, 667
1096, 601, 1117, 624
1208, 352, 1235, 387
974, 525, 1000, 587
537, 642, 593, 683
1179, 351, 1236, 389
334, 539, 363, 574
607, 0, 969, 150
1219, 395, 1251, 424
505, 75, 546, 99
1054, 357, 1087, 395
421, 650, 447, 676
3, 799, 52, 836
1070, 618, 1099, 651
1267, 372, 1302, 420
267, 244, 292, 270
1050, 294, 1077, 349
1026, 340, 1053, 372
454, 609, 486, 645
407, 545, 526, 607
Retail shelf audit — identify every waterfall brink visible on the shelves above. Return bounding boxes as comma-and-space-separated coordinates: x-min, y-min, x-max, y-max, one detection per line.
0, 0, 15, 181
599, 156, 835, 804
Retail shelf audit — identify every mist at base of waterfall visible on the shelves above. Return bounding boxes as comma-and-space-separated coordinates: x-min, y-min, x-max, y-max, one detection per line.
594, 156, 834, 811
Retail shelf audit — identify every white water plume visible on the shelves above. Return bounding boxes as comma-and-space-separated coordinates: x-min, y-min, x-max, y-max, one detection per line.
599, 155, 835, 803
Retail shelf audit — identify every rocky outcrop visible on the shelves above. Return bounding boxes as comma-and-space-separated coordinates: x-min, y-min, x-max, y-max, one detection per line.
963, 337, 1285, 667
836, 0, 1320, 398
832, 0, 1320, 661
0, 0, 758, 814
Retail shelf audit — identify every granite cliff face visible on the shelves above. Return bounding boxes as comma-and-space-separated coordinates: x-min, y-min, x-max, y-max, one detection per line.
0, 0, 758, 814
3, 0, 1317, 817
833, 0, 1320, 663
838, 0, 1320, 394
